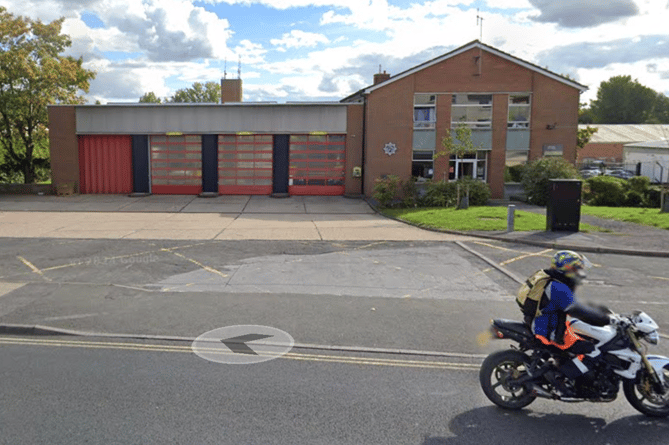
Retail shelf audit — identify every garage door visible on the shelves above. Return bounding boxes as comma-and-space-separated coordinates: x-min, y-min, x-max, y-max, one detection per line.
79, 135, 133, 194
150, 135, 202, 194
288, 134, 345, 196
218, 134, 273, 195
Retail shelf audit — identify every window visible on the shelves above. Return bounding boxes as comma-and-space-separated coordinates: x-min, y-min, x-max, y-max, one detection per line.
508, 94, 531, 129
412, 151, 433, 180
451, 94, 492, 128
414, 94, 436, 129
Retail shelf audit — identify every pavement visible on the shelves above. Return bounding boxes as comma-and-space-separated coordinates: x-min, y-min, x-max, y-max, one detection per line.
0, 194, 472, 241
1, 194, 669, 255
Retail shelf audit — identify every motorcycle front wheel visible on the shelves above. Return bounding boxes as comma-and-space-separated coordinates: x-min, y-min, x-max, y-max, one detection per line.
479, 349, 536, 410
623, 366, 669, 418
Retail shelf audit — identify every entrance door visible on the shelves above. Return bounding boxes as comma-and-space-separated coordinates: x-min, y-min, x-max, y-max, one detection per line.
272, 135, 290, 195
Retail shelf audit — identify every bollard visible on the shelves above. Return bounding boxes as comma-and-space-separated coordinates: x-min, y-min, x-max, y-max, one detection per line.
507, 205, 515, 232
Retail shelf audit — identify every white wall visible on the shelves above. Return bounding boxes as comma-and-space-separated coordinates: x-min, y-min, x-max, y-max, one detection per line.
624, 148, 669, 183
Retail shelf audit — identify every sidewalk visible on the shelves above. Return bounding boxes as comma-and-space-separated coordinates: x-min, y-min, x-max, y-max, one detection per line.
1, 194, 668, 255
0, 194, 471, 242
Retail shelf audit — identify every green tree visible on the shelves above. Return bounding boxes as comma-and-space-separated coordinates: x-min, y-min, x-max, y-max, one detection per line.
169, 81, 221, 103
577, 126, 598, 152
139, 91, 162, 103
0, 7, 95, 183
436, 124, 480, 160
590, 75, 663, 124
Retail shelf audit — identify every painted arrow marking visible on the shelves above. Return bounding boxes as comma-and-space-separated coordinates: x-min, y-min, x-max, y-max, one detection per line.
221, 333, 274, 355
192, 325, 294, 364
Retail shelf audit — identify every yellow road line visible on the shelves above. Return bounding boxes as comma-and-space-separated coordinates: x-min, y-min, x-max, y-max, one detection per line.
163, 249, 229, 279
652, 276, 669, 282
472, 241, 525, 253
16, 256, 51, 281
499, 248, 554, 266
39, 243, 210, 272
0, 337, 480, 371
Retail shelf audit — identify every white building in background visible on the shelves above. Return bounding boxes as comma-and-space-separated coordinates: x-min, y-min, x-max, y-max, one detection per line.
624, 140, 669, 183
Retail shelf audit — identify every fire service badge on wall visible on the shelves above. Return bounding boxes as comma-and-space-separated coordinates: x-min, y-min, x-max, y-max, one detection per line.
383, 142, 397, 156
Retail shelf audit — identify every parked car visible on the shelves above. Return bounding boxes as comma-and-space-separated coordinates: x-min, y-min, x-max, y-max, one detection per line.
580, 168, 601, 179
604, 169, 635, 180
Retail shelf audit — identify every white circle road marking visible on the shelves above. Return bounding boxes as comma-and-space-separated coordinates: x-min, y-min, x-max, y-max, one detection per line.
191, 325, 294, 364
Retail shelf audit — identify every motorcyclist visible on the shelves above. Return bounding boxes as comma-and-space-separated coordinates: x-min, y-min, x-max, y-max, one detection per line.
528, 250, 612, 396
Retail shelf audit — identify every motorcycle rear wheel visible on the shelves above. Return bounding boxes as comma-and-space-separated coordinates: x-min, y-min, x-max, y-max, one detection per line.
623, 366, 669, 418
480, 349, 536, 410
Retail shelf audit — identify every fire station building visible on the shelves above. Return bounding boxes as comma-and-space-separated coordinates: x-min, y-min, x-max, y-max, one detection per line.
48, 41, 586, 199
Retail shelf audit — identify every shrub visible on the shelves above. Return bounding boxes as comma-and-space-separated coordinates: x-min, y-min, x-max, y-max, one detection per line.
520, 157, 581, 206
420, 180, 457, 207
646, 186, 662, 208
628, 175, 651, 194
401, 178, 418, 208
504, 164, 525, 183
457, 177, 491, 206
373, 175, 402, 208
624, 190, 645, 207
585, 176, 627, 206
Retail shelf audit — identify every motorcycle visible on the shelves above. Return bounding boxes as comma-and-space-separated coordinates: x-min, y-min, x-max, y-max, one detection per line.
479, 310, 669, 417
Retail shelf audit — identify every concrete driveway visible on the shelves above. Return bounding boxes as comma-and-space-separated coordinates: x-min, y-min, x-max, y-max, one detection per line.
0, 194, 472, 241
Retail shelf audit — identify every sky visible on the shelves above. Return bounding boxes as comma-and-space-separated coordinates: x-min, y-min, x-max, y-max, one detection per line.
2, 0, 668, 104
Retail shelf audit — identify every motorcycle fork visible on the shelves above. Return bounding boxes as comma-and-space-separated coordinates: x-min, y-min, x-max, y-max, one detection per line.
627, 327, 664, 393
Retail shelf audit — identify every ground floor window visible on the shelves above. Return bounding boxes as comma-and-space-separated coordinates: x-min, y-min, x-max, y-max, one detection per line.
150, 134, 202, 193
288, 134, 345, 194
448, 151, 488, 181
412, 151, 434, 180
218, 134, 273, 194
504, 150, 529, 183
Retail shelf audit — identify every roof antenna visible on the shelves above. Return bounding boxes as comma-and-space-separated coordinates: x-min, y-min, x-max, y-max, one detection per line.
224, 58, 227, 79
476, 8, 484, 42
238, 56, 242, 79
379, 64, 382, 73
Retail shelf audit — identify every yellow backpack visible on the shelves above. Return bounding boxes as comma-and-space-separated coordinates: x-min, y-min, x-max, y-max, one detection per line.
516, 270, 552, 324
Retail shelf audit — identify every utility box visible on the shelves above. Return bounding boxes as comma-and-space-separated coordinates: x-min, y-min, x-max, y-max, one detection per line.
546, 179, 582, 232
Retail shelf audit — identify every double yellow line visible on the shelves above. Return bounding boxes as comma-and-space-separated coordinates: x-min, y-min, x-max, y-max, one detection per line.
0, 337, 481, 371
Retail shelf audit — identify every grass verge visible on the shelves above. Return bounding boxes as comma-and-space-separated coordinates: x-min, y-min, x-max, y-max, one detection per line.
581, 206, 669, 230
382, 206, 607, 232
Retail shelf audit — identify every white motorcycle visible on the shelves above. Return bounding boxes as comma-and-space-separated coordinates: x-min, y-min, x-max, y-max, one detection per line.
479, 310, 669, 417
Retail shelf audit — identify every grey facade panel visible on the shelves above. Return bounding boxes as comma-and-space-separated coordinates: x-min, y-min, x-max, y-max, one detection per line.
506, 129, 530, 150
75, 105, 349, 135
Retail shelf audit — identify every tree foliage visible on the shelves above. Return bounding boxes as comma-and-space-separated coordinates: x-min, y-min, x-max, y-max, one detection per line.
0, 7, 95, 183
585, 75, 669, 124
577, 126, 598, 151
139, 91, 162, 103
436, 124, 481, 159
169, 81, 221, 103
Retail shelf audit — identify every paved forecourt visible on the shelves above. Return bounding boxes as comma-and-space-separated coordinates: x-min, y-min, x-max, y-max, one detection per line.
0, 195, 473, 242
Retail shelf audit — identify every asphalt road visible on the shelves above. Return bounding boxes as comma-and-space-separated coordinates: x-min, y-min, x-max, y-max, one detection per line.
2, 238, 669, 444
2, 336, 668, 445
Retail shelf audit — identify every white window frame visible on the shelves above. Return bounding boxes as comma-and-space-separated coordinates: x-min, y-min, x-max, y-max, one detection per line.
414, 94, 436, 129
508, 94, 531, 129
451, 94, 492, 129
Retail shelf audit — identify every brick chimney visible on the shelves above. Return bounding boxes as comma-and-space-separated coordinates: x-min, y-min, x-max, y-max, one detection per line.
373, 70, 391, 85
221, 78, 242, 103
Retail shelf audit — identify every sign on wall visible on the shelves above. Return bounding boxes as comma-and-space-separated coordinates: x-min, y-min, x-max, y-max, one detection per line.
383, 142, 398, 156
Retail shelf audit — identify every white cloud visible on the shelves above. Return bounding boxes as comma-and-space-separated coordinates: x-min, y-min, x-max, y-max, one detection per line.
270, 30, 330, 49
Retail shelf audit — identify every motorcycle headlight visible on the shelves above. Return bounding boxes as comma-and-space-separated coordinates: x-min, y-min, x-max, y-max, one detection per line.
644, 331, 660, 345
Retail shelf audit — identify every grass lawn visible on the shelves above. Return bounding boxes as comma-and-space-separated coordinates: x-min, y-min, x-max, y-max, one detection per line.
581, 206, 669, 230
382, 206, 606, 232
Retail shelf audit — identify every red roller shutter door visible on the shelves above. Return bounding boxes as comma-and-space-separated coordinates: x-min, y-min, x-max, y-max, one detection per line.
78, 135, 133, 194
150, 135, 203, 195
289, 134, 345, 196
218, 134, 273, 195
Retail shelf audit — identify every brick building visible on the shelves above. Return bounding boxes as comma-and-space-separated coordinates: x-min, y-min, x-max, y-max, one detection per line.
48, 40, 585, 199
